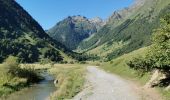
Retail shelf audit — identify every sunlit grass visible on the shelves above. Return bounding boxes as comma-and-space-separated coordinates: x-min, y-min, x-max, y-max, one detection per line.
100, 47, 150, 84
0, 57, 42, 97
49, 64, 86, 100
99, 47, 170, 99
87, 41, 128, 58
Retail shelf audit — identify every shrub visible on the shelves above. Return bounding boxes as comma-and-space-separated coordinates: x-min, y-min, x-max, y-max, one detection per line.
79, 61, 86, 64
18, 68, 42, 83
2, 56, 20, 76
127, 57, 153, 73
1, 56, 42, 83
70, 61, 74, 64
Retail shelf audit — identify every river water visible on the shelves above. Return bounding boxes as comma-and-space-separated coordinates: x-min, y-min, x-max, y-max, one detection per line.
4, 71, 56, 100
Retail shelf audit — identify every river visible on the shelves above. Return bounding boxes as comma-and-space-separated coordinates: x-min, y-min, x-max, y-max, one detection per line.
4, 71, 56, 100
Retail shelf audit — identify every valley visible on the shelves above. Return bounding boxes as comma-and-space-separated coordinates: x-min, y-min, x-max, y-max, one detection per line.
0, 0, 170, 100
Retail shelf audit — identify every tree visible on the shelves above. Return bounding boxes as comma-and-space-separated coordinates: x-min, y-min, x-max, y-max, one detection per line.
2, 56, 19, 75
127, 14, 170, 72
149, 14, 170, 70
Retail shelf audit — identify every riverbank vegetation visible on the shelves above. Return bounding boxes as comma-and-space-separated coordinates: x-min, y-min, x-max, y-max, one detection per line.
49, 64, 86, 100
0, 56, 42, 97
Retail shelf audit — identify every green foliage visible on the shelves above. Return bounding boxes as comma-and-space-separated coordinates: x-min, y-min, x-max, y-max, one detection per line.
0, 56, 42, 96
44, 48, 63, 62
128, 14, 170, 73
100, 47, 150, 85
0, 39, 40, 63
71, 53, 100, 62
17, 68, 42, 83
2, 56, 20, 76
2, 56, 41, 83
127, 57, 152, 73
148, 14, 170, 69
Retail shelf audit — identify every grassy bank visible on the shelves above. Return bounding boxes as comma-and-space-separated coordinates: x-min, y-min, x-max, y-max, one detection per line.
100, 47, 150, 85
0, 56, 42, 97
99, 47, 170, 99
0, 70, 28, 97
49, 64, 86, 100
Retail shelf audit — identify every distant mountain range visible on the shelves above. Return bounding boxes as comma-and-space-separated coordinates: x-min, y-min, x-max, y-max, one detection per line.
47, 0, 170, 61
47, 16, 105, 50
78, 0, 170, 60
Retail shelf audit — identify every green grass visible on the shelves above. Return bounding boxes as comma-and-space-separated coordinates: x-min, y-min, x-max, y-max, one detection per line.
86, 41, 128, 58
48, 64, 86, 100
99, 47, 170, 99
100, 47, 150, 85
101, 47, 150, 84
0, 64, 28, 97
158, 88, 170, 100
0, 56, 42, 97
101, 62, 150, 85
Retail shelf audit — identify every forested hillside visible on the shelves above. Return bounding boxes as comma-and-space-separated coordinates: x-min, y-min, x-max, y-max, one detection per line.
0, 0, 71, 63
79, 0, 170, 60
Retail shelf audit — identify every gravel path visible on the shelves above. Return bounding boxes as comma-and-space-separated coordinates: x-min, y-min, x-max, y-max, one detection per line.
73, 66, 140, 100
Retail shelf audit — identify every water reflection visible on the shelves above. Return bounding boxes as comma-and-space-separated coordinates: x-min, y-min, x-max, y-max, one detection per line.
5, 71, 56, 100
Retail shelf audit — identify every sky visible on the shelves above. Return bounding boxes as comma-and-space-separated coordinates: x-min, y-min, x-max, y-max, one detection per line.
16, 0, 134, 30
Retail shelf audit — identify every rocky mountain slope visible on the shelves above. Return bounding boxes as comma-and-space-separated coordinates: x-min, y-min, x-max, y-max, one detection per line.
78, 0, 170, 60
47, 16, 105, 50
0, 0, 71, 63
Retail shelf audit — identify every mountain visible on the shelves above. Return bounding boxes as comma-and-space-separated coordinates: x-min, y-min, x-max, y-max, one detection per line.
78, 0, 170, 60
47, 16, 105, 50
90, 17, 106, 31
0, 0, 71, 63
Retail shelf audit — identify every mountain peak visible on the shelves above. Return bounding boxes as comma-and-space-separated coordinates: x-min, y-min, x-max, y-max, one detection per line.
90, 17, 106, 30
108, 0, 146, 24
48, 15, 98, 50
90, 17, 103, 22
67, 15, 88, 22
90, 17, 105, 24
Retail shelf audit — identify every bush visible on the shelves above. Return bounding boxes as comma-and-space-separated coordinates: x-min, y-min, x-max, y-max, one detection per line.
2, 56, 20, 76
1, 56, 41, 83
127, 57, 152, 73
60, 61, 68, 64
79, 61, 86, 64
0, 56, 43, 96
44, 48, 63, 62
69, 61, 74, 64
18, 68, 42, 83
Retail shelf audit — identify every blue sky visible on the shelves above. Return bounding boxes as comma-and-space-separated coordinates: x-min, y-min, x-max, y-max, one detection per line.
16, 0, 134, 30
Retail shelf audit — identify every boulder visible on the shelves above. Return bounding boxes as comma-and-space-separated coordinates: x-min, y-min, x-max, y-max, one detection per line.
54, 79, 58, 85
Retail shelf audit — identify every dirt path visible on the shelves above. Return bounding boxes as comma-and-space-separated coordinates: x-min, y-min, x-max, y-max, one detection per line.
73, 66, 162, 100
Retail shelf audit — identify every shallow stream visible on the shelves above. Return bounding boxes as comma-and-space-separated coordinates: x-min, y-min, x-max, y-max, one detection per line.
5, 71, 56, 100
